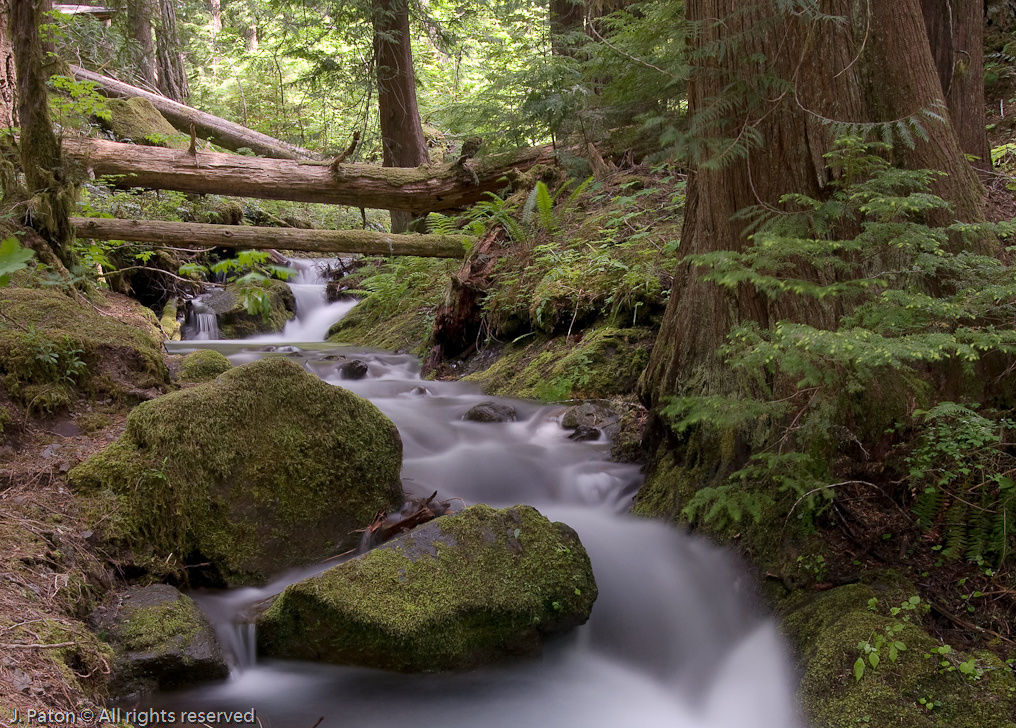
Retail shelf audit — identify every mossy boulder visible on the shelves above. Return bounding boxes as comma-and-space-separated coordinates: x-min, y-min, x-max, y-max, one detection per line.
256, 504, 597, 672
198, 281, 296, 339
783, 574, 1016, 728
0, 287, 168, 413
69, 357, 404, 585
98, 585, 228, 695
465, 326, 654, 400
99, 97, 190, 150
179, 349, 232, 382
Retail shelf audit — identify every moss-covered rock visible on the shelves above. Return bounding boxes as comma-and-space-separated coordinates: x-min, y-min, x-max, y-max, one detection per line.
98, 585, 228, 695
198, 281, 295, 339
179, 349, 232, 382
99, 98, 190, 150
0, 287, 169, 413
783, 575, 1016, 728
69, 357, 404, 585
465, 326, 654, 401
160, 299, 181, 341
257, 504, 597, 672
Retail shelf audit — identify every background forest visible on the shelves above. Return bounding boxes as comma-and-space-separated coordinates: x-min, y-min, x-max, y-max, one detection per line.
8, 0, 1016, 727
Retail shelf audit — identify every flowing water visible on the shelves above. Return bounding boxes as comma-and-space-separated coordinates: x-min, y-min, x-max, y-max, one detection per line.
155, 264, 803, 728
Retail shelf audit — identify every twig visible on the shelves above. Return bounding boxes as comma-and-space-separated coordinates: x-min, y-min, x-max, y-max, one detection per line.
929, 600, 1016, 646
0, 641, 75, 649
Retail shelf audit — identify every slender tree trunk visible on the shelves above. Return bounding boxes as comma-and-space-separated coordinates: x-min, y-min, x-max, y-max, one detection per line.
639, 0, 986, 499
0, 0, 16, 128
550, 0, 583, 56
372, 0, 429, 232
209, 0, 221, 38
154, 0, 189, 102
921, 0, 991, 170
12, 0, 74, 270
126, 0, 157, 87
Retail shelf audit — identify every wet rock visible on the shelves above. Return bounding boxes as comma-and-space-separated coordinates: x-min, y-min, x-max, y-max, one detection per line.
179, 350, 232, 383
257, 504, 597, 672
69, 358, 404, 585
198, 281, 296, 339
568, 425, 600, 441
99, 585, 228, 696
561, 402, 616, 430
339, 359, 369, 380
463, 401, 517, 423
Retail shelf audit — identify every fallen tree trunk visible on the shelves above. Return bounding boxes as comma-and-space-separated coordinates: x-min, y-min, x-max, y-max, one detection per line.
70, 217, 469, 258
64, 138, 556, 214
70, 65, 317, 160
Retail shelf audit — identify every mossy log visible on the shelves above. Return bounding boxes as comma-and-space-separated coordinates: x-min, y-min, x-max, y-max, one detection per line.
62, 137, 556, 214
71, 217, 469, 258
70, 65, 316, 160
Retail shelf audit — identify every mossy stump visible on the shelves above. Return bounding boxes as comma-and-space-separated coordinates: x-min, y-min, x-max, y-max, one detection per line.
256, 504, 597, 672
69, 357, 405, 585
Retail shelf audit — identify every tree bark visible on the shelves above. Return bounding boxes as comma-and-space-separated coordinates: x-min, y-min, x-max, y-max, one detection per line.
154, 0, 188, 102
0, 0, 15, 128
372, 0, 429, 232
62, 137, 556, 214
639, 0, 987, 491
70, 217, 468, 257
13, 0, 75, 270
921, 0, 991, 170
125, 0, 156, 87
71, 65, 318, 159
209, 0, 221, 38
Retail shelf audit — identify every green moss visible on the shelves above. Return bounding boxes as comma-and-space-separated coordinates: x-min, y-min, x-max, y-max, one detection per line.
160, 299, 181, 341
258, 504, 597, 672
69, 357, 404, 585
100, 98, 190, 150
116, 595, 207, 653
0, 287, 168, 411
465, 326, 654, 400
783, 579, 1016, 728
179, 349, 232, 382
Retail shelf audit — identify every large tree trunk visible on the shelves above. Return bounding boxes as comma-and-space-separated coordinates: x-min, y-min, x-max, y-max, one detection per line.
70, 217, 468, 257
154, 0, 189, 102
13, 0, 75, 271
0, 0, 15, 129
62, 137, 556, 213
639, 0, 986, 501
373, 0, 429, 232
921, 0, 991, 170
71, 65, 317, 160
125, 0, 156, 87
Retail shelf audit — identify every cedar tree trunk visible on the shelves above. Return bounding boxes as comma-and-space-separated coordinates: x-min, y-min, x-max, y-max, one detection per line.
372, 0, 429, 233
126, 0, 157, 87
155, 0, 189, 101
0, 0, 14, 128
921, 0, 991, 170
639, 0, 986, 497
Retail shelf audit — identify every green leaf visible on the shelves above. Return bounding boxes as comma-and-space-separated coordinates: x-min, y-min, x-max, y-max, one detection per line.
0, 237, 35, 287
853, 657, 865, 681
869, 652, 880, 669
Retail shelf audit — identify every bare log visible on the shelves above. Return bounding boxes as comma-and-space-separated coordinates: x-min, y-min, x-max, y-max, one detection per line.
70, 217, 469, 258
70, 65, 317, 160
63, 137, 556, 214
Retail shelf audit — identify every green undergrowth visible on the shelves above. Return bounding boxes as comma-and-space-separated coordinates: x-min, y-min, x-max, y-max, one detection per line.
327, 257, 457, 356
783, 573, 1016, 728
0, 286, 168, 420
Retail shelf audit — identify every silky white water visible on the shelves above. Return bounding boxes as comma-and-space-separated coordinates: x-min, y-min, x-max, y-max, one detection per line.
163, 280, 804, 728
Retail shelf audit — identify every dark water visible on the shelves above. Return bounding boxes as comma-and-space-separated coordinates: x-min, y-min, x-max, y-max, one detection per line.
154, 263, 802, 728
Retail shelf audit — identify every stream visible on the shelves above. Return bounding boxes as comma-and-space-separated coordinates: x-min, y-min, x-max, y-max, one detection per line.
158, 261, 803, 728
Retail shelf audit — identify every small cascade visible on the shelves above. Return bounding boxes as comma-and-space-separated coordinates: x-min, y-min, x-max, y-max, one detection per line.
195, 313, 219, 340
258, 257, 359, 343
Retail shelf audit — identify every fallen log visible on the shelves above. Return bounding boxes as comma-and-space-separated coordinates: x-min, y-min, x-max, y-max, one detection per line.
70, 217, 469, 258
64, 137, 556, 214
70, 65, 317, 160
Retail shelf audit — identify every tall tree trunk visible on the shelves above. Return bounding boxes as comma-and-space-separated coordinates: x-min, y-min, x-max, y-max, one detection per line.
921, 0, 991, 170
0, 0, 15, 128
550, 0, 583, 56
12, 0, 75, 271
155, 0, 189, 102
209, 0, 221, 38
126, 0, 157, 87
639, 0, 986, 501
372, 0, 429, 233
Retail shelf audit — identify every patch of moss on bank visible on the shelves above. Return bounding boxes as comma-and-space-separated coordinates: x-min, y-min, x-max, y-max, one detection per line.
69, 357, 404, 585
464, 326, 654, 400
0, 287, 168, 413
179, 349, 231, 382
782, 576, 1016, 728
257, 504, 596, 672
99, 98, 190, 150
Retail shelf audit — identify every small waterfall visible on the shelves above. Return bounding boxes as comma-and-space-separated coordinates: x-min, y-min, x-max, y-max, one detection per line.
256, 257, 358, 343
195, 312, 219, 340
